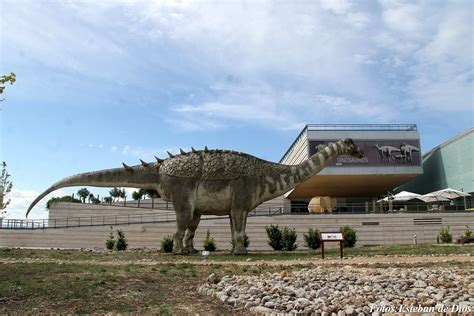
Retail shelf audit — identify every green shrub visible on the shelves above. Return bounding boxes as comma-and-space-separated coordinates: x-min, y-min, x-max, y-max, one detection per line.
282, 227, 298, 251
304, 228, 321, 249
105, 226, 115, 250
230, 233, 250, 249
203, 230, 216, 252
340, 226, 357, 247
160, 235, 174, 253
439, 226, 452, 243
465, 225, 472, 237
265, 224, 283, 250
115, 230, 128, 251
46, 195, 81, 209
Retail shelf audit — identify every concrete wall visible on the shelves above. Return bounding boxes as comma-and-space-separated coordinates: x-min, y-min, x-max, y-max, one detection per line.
1, 210, 472, 250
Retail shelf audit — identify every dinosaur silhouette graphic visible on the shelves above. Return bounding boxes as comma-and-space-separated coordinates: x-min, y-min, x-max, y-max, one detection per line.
400, 143, 420, 162
372, 145, 401, 162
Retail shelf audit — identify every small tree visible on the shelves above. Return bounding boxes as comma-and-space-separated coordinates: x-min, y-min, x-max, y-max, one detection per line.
132, 190, 144, 201
119, 188, 126, 201
203, 230, 217, 252
465, 225, 472, 238
109, 187, 122, 202
265, 224, 283, 251
115, 230, 128, 250
340, 226, 357, 248
439, 226, 453, 243
282, 227, 298, 251
105, 226, 115, 250
0, 161, 13, 218
0, 72, 16, 104
160, 235, 174, 253
304, 228, 321, 249
77, 188, 90, 203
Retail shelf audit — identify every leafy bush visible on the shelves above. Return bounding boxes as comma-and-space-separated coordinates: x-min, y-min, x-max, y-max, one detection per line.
203, 230, 216, 252
103, 197, 113, 204
105, 226, 115, 250
230, 233, 250, 249
304, 228, 321, 249
439, 226, 452, 243
265, 224, 283, 250
465, 225, 472, 238
160, 235, 174, 253
46, 195, 81, 209
115, 230, 128, 251
340, 226, 357, 247
282, 227, 298, 251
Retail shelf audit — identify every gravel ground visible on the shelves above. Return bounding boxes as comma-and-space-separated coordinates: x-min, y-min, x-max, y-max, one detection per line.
199, 266, 474, 315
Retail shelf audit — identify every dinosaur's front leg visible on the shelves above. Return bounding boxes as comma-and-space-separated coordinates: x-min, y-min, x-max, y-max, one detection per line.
184, 212, 201, 253
230, 209, 248, 255
172, 202, 192, 255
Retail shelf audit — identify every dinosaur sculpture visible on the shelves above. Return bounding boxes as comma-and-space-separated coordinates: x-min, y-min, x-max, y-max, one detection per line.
27, 139, 363, 255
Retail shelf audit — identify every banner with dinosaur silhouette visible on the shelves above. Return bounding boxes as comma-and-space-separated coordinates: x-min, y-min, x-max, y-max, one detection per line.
308, 140, 421, 167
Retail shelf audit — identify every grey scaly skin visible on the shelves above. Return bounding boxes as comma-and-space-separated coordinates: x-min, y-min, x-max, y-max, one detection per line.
27, 139, 363, 255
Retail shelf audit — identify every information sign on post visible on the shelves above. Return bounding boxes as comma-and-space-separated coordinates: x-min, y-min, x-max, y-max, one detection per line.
320, 232, 344, 259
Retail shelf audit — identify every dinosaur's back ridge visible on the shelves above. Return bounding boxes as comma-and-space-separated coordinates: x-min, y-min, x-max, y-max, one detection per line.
158, 150, 285, 180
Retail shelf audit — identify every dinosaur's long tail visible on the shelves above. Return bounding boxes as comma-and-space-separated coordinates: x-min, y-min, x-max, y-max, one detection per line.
26, 165, 157, 217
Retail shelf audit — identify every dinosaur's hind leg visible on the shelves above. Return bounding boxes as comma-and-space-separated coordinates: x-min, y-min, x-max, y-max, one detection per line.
184, 212, 201, 253
230, 208, 249, 255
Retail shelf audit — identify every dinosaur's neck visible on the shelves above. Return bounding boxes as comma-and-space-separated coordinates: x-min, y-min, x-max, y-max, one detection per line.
260, 141, 345, 201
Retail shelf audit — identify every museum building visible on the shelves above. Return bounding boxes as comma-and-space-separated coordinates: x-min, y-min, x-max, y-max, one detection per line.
279, 124, 423, 210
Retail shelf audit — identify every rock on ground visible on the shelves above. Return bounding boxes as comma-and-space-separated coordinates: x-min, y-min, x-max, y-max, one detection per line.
198, 266, 473, 315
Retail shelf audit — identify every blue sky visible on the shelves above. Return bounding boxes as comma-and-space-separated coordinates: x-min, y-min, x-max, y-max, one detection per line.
1, 0, 472, 219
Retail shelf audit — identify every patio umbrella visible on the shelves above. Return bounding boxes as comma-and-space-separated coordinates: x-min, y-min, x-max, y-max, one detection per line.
419, 194, 449, 203
393, 191, 423, 201
378, 191, 422, 202
424, 188, 471, 200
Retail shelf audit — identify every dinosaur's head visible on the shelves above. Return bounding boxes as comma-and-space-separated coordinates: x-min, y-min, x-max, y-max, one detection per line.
342, 138, 364, 158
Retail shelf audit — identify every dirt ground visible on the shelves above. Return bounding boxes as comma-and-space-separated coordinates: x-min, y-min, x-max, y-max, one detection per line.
0, 254, 472, 266
0, 254, 472, 315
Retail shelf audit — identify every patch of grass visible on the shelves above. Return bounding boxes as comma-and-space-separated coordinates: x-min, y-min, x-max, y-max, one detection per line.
157, 304, 176, 316
2, 244, 471, 263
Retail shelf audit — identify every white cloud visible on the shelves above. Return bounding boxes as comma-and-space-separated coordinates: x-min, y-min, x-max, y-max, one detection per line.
121, 145, 131, 155
320, 0, 352, 15
3, 188, 68, 220
314, 94, 396, 120
3, 0, 472, 132
377, 1, 473, 112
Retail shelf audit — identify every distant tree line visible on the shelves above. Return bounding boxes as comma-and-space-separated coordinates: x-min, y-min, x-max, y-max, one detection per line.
46, 187, 160, 209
